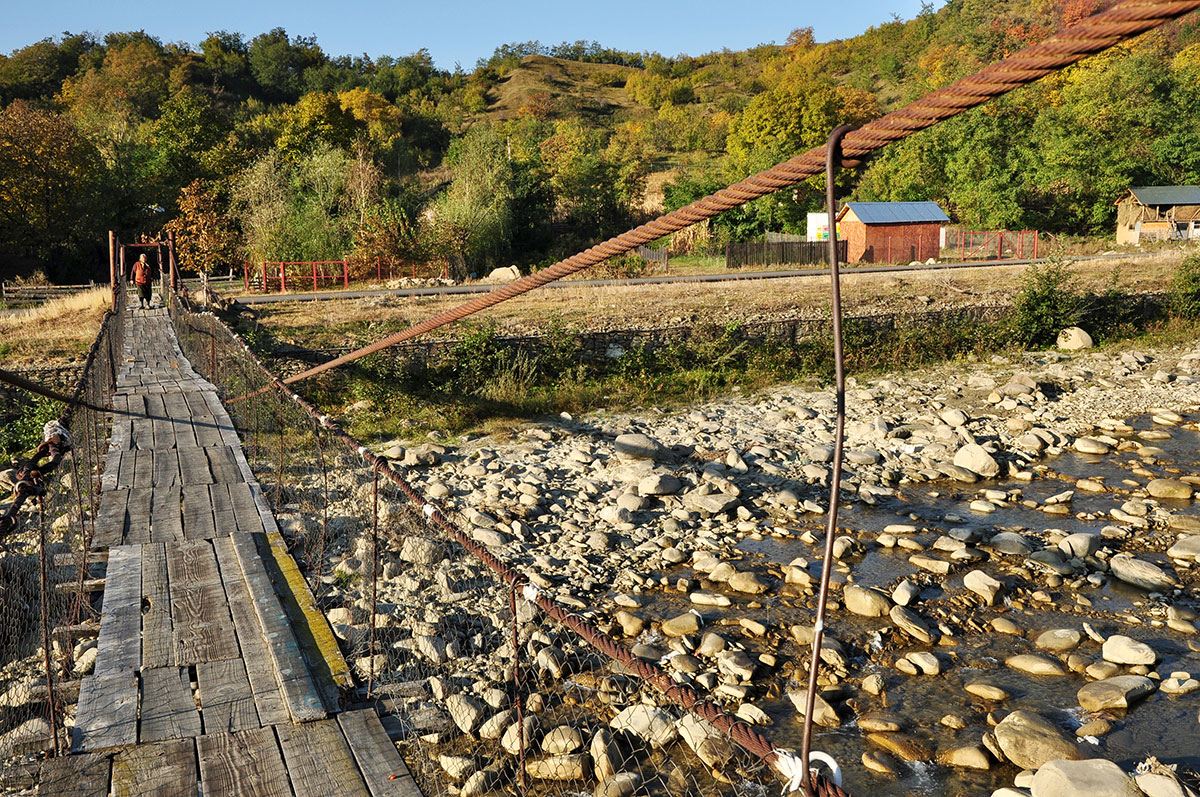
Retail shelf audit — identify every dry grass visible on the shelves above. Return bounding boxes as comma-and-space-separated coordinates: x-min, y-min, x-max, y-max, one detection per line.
0, 287, 111, 366
247, 251, 1186, 349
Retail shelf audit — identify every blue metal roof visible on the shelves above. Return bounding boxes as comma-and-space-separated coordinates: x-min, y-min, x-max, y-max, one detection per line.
1129, 185, 1200, 206
840, 201, 950, 225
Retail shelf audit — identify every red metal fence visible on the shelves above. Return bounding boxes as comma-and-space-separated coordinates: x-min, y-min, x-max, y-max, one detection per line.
242, 258, 452, 294
941, 229, 1040, 261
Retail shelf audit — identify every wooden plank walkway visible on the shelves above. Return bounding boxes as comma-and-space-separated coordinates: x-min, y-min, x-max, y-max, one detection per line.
46, 305, 419, 796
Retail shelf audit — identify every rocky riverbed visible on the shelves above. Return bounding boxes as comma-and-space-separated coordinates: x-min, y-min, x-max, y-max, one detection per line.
304, 338, 1200, 797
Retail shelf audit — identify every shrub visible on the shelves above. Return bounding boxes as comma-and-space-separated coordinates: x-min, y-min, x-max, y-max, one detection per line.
1010, 258, 1082, 348
1169, 252, 1200, 320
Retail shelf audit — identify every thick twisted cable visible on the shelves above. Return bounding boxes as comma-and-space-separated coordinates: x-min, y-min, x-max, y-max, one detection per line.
268, 0, 1200, 391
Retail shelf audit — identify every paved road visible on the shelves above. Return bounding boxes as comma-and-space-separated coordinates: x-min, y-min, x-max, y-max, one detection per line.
232, 252, 1150, 305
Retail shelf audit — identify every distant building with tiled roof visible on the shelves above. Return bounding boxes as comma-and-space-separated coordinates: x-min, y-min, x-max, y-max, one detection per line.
1115, 186, 1200, 244
834, 201, 950, 263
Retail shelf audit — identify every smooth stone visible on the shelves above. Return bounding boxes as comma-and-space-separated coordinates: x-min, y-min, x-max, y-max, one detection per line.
1057, 326, 1094, 350
1167, 535, 1200, 560
844, 585, 892, 617
964, 570, 1004, 605
1108, 555, 1175, 592
609, 705, 678, 747
1006, 654, 1068, 676
954, 444, 1001, 478
892, 580, 919, 607
989, 532, 1034, 556
788, 690, 840, 728
1036, 629, 1082, 653
1101, 635, 1156, 665
889, 605, 935, 644
542, 725, 584, 755
1030, 758, 1140, 797
727, 571, 770, 594
966, 682, 1010, 701
639, 473, 682, 496
526, 754, 588, 781
1075, 437, 1111, 455
595, 772, 642, 797
866, 732, 932, 761
938, 744, 992, 770
993, 710, 1081, 769
613, 433, 668, 461
662, 612, 702, 637
1077, 675, 1156, 711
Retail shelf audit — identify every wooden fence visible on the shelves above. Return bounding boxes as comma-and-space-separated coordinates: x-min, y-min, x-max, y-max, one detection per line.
725, 240, 847, 269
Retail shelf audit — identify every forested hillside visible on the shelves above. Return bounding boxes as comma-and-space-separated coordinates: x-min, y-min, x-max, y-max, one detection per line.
2, 0, 1199, 281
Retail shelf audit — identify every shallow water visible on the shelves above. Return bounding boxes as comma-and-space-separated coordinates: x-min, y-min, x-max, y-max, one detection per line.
637, 416, 1200, 795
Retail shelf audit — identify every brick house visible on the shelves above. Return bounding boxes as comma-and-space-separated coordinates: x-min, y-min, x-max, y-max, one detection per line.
1114, 185, 1200, 244
835, 201, 950, 263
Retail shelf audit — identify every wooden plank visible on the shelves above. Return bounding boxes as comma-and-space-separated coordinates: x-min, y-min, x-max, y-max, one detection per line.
196, 658, 260, 733
178, 446, 213, 485
150, 485, 183, 543
209, 484, 237, 537
108, 394, 132, 452
71, 672, 138, 752
228, 532, 326, 722
182, 484, 217, 540
210, 538, 290, 727
167, 540, 239, 664
124, 487, 152, 546
201, 391, 242, 448
141, 542, 174, 668
133, 449, 154, 488
130, 396, 153, 450
152, 449, 181, 488
196, 727, 292, 797
116, 449, 136, 489
148, 394, 173, 450
94, 545, 142, 677
193, 414, 224, 448
92, 488, 130, 549
37, 751, 110, 796
111, 738, 197, 797
276, 719, 370, 797
227, 483, 264, 535
337, 709, 422, 797
207, 446, 243, 484
139, 667, 201, 743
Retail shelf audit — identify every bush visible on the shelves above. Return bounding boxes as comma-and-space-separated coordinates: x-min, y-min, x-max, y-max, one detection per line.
1010, 258, 1082, 348
1169, 252, 1200, 320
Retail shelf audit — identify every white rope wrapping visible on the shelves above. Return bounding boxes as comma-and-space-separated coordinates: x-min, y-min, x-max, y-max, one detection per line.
522, 584, 542, 603
772, 749, 842, 794
43, 421, 71, 447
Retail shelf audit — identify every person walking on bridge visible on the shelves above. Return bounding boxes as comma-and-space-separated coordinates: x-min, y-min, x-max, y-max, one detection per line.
133, 253, 152, 309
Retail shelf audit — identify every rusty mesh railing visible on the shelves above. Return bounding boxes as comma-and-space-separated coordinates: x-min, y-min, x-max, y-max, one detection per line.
0, 284, 125, 771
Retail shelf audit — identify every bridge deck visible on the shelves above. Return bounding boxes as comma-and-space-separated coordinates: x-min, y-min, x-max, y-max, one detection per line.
39, 306, 419, 796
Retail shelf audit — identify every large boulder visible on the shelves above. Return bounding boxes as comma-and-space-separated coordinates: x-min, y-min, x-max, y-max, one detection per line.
613, 433, 669, 461
1101, 635, 1156, 665
1147, 479, 1193, 500
843, 585, 892, 617
953, 444, 1000, 478
1077, 675, 1156, 711
992, 710, 1081, 769
1056, 327, 1094, 351
1108, 555, 1175, 592
1030, 759, 1140, 797
483, 265, 521, 283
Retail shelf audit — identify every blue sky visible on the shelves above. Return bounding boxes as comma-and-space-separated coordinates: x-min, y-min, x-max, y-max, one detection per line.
3, 0, 933, 70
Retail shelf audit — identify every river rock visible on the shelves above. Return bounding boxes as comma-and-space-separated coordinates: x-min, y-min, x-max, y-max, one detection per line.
1147, 478, 1194, 500
590, 729, 620, 781
954, 444, 1000, 478
890, 605, 934, 644
399, 537, 440, 565
993, 710, 1081, 769
662, 611, 702, 637
1030, 758, 1140, 797
526, 754, 588, 780
965, 682, 1010, 701
727, 570, 769, 594
1057, 327, 1094, 350
938, 744, 992, 770
940, 408, 968, 427
1167, 535, 1200, 560
989, 531, 1034, 555
501, 716, 539, 755
1075, 437, 1111, 455
638, 473, 682, 496
461, 767, 504, 797
844, 585, 892, 617
1108, 555, 1175, 592
866, 732, 932, 761
542, 725, 584, 755
595, 772, 643, 797
788, 690, 840, 727
964, 570, 1003, 605
1036, 628, 1082, 653
609, 705, 678, 747
1006, 654, 1068, 676
1101, 635, 1156, 665
1060, 532, 1102, 559
1077, 675, 1156, 711
613, 433, 668, 461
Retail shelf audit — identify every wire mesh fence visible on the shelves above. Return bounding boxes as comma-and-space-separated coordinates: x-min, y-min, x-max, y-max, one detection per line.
0, 288, 124, 771
171, 298, 794, 796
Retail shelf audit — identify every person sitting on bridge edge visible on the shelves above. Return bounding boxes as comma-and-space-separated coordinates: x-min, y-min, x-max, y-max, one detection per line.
133, 253, 152, 309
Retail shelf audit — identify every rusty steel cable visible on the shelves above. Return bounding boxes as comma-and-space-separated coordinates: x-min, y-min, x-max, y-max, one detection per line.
237, 0, 1200, 398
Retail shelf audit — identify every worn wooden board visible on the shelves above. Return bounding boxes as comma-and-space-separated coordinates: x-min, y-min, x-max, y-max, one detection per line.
337, 709, 422, 797
149, 485, 183, 543
210, 538, 290, 727
37, 751, 111, 796
209, 484, 237, 537
141, 542, 174, 669
139, 667, 202, 742
196, 727, 292, 797
92, 488, 130, 550
276, 719, 370, 797
206, 446, 242, 484
72, 672, 139, 752
133, 448, 154, 489
178, 446, 212, 486
201, 391, 242, 448
94, 545, 142, 677
227, 483, 263, 535
124, 487, 152, 546
115, 450, 136, 489
167, 541, 238, 664
196, 658, 260, 734
152, 449, 180, 488
228, 532, 326, 722
111, 737, 198, 797
181, 484, 217, 540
